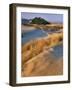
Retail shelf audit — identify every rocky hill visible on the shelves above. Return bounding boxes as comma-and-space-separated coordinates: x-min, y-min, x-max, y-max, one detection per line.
22, 17, 50, 25
31, 17, 50, 24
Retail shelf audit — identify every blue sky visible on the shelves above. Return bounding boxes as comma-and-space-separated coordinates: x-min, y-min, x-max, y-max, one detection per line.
21, 12, 63, 23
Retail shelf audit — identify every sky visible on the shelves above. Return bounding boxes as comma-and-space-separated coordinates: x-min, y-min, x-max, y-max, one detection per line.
21, 12, 63, 23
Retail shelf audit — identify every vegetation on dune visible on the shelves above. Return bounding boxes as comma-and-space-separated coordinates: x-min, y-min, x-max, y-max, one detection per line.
22, 33, 63, 64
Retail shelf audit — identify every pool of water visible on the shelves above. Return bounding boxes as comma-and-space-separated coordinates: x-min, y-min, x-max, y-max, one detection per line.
44, 44, 63, 60
22, 29, 48, 44
52, 44, 63, 58
21, 28, 61, 44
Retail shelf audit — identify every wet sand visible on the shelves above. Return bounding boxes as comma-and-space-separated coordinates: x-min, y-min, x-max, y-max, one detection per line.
21, 25, 36, 33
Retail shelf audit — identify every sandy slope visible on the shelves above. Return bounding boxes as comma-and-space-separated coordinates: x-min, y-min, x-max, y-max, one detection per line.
21, 48, 63, 77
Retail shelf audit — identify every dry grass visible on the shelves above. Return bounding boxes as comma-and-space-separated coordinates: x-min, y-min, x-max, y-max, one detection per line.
22, 32, 63, 63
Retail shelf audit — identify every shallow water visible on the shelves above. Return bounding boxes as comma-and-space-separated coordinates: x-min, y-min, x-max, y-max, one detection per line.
22, 29, 48, 44
21, 28, 60, 44
51, 44, 63, 58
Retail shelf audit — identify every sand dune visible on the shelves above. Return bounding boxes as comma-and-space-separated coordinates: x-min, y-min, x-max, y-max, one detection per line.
21, 25, 63, 77
21, 35, 63, 77
22, 32, 63, 63
21, 48, 63, 77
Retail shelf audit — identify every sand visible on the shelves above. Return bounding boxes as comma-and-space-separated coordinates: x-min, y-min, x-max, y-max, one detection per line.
21, 25, 36, 33
21, 48, 63, 77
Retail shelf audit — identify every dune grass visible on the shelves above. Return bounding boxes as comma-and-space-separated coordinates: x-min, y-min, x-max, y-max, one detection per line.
22, 32, 63, 64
